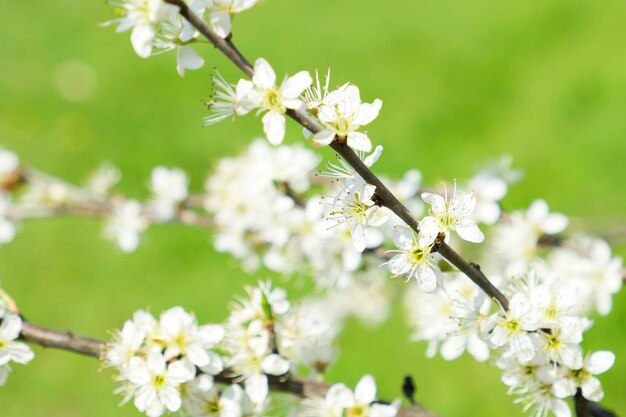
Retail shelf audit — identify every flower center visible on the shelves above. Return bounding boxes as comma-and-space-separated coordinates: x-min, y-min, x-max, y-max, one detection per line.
263, 89, 282, 110
506, 319, 520, 332
335, 118, 351, 137
544, 304, 558, 321
348, 201, 368, 220
205, 400, 220, 414
154, 374, 166, 389
348, 405, 368, 417
174, 333, 188, 351
409, 247, 427, 266
572, 368, 590, 383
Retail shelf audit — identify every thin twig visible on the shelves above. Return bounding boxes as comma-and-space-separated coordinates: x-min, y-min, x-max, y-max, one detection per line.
7, 199, 214, 230
19, 320, 438, 417
164, 0, 510, 312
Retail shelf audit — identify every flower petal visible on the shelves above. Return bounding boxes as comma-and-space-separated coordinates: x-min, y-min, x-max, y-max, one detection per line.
581, 376, 604, 402
354, 99, 382, 126
261, 353, 290, 375
456, 222, 484, 243
346, 131, 372, 152
130, 24, 155, 59
245, 373, 268, 404
262, 111, 286, 145
253, 58, 276, 89
586, 351, 615, 375
354, 374, 376, 404
176, 46, 204, 77
312, 129, 336, 146
210, 11, 232, 38
280, 71, 312, 99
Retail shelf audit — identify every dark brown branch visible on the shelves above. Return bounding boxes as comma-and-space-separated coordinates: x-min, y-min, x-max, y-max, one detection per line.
436, 242, 509, 311
20, 321, 103, 358
575, 390, 590, 417
164, 0, 509, 312
19, 320, 438, 417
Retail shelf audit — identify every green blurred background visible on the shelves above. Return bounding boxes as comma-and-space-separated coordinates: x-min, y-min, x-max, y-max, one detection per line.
0, 0, 625, 415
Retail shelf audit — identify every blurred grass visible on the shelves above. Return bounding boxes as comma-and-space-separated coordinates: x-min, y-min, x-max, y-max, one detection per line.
0, 0, 625, 415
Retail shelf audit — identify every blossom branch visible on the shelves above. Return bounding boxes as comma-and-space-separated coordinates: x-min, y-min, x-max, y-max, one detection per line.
19, 319, 439, 417
163, 0, 510, 312
20, 320, 103, 358
2, 161, 214, 232
7, 199, 214, 229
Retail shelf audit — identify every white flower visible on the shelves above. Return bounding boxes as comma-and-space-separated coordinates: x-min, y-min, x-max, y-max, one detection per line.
105, 200, 148, 252
236, 58, 312, 145
0, 149, 19, 184
386, 226, 442, 293
490, 200, 569, 277
159, 307, 224, 368
321, 145, 383, 182
244, 372, 268, 405
487, 293, 541, 363
466, 155, 520, 225
224, 282, 292, 380
467, 172, 508, 225
519, 386, 572, 417
446, 288, 491, 362
421, 185, 484, 244
328, 183, 390, 252
552, 351, 615, 402
312, 85, 382, 152
277, 299, 340, 372
0, 194, 16, 245
0, 314, 34, 368
306, 375, 398, 417
230, 281, 290, 326
126, 351, 195, 417
105, 310, 156, 369
149, 166, 188, 220
206, 0, 257, 38
532, 327, 583, 370
106, 0, 179, 58
86, 163, 121, 197
183, 382, 251, 417
303, 68, 333, 113
550, 236, 623, 316
204, 70, 239, 126
525, 199, 569, 235
0, 313, 34, 386
154, 10, 205, 77
403, 274, 490, 361
22, 181, 74, 207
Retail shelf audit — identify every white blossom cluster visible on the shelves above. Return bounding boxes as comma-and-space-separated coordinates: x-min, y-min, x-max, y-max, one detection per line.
0, 288, 35, 386
2, 136, 622, 417
0, 1, 617, 416
303, 375, 400, 417
485, 200, 624, 317
106, 3, 386, 151
0, 148, 191, 253
488, 270, 615, 417
104, 307, 225, 417
105, 0, 257, 76
104, 282, 364, 417
204, 140, 392, 297
205, 66, 383, 151
404, 242, 621, 417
